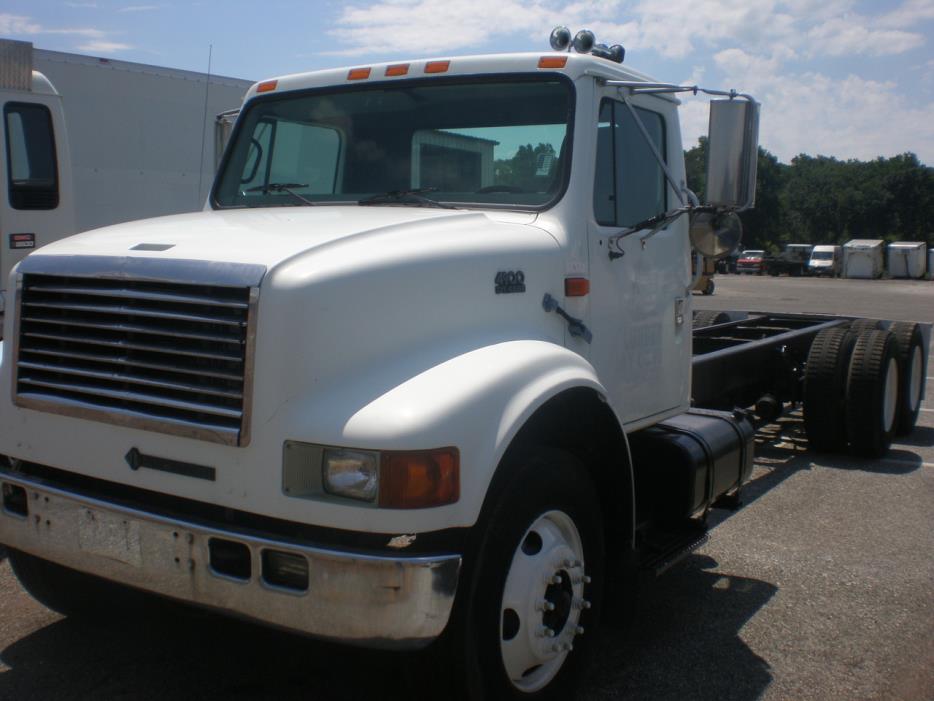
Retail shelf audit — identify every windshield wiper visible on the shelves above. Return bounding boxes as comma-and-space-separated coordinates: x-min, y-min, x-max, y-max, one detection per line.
358, 188, 456, 209
245, 183, 316, 206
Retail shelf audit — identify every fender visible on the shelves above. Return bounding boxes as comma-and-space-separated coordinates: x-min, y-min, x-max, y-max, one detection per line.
281, 339, 626, 534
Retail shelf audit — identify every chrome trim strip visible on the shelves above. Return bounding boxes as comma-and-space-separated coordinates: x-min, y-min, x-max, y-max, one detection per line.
0, 473, 460, 648
17, 256, 267, 288
238, 287, 259, 448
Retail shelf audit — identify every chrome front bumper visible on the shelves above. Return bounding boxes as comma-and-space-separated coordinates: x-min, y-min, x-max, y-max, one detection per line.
0, 472, 460, 649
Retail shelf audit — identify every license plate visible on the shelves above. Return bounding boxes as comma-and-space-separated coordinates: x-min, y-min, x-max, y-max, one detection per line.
77, 508, 143, 568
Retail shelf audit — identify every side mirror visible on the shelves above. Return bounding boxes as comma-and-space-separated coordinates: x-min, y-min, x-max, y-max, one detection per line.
689, 210, 742, 259
214, 109, 240, 172
705, 99, 759, 210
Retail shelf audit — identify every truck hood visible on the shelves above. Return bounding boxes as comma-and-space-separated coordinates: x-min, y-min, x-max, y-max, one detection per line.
33, 206, 540, 272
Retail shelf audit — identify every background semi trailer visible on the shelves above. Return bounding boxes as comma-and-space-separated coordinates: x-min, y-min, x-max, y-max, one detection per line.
0, 39, 251, 324
0, 30, 929, 700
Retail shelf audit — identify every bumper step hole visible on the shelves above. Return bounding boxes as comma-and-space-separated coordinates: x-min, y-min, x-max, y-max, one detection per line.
2, 483, 28, 517
262, 549, 309, 592
209, 538, 251, 580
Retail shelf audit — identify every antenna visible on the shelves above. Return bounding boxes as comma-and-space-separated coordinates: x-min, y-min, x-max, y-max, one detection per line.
197, 44, 213, 208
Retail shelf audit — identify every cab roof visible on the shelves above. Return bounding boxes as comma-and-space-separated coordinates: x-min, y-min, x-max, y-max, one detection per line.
243, 51, 657, 101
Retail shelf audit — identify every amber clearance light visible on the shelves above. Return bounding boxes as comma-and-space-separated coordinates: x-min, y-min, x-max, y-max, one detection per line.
380, 448, 459, 509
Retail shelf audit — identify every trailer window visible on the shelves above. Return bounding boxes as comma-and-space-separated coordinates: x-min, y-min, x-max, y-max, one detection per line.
4, 103, 59, 210
593, 100, 666, 227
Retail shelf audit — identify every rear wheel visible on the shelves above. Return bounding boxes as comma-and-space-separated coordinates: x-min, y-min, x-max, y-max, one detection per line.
891, 322, 926, 436
693, 310, 730, 328
804, 326, 858, 452
846, 330, 900, 457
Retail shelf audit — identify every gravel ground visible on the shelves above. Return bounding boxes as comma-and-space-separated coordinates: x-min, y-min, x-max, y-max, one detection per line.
0, 274, 932, 700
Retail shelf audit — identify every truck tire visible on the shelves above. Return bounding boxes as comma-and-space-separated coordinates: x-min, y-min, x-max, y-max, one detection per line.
7, 548, 141, 617
848, 319, 881, 335
803, 326, 858, 452
440, 447, 604, 700
891, 322, 926, 436
845, 330, 900, 458
693, 310, 730, 328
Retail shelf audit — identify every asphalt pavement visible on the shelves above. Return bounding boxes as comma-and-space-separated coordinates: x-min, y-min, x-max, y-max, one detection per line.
0, 274, 932, 700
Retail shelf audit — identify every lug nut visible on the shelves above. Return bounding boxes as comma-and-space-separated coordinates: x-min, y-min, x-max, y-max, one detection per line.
583, 575, 592, 584
577, 599, 592, 610
551, 574, 563, 584
576, 625, 585, 635
545, 627, 556, 638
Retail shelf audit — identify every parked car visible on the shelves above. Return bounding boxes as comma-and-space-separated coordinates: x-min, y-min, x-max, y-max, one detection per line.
737, 249, 765, 274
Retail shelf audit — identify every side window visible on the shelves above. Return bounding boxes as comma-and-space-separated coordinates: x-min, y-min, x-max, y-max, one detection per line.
4, 102, 59, 210
593, 99, 667, 227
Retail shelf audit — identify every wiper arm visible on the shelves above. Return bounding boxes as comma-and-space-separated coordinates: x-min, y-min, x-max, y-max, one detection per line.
358, 187, 456, 209
245, 183, 316, 206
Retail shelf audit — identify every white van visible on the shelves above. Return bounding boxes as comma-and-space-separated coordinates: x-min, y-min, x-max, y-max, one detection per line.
808, 245, 841, 277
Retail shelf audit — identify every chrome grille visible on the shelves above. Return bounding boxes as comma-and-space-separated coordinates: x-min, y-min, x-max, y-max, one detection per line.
14, 273, 256, 446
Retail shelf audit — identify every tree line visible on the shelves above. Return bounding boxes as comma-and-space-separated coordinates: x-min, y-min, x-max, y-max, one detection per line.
685, 139, 934, 252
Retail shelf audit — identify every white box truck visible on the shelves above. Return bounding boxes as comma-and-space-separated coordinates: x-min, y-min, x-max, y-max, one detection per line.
887, 241, 926, 279
843, 239, 885, 279
0, 30, 928, 699
0, 39, 251, 323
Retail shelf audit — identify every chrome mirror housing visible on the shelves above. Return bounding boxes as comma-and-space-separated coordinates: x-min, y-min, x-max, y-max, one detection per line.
706, 99, 760, 210
689, 210, 743, 259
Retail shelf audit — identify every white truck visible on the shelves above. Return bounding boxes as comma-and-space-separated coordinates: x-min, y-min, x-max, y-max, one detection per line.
0, 39, 251, 324
0, 29, 928, 699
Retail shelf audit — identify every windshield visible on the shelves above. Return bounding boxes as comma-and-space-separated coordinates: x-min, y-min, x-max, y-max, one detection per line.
811, 251, 833, 260
742, 250, 764, 258
213, 77, 572, 209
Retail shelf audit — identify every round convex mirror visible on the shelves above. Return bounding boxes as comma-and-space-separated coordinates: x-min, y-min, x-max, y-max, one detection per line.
689, 210, 743, 259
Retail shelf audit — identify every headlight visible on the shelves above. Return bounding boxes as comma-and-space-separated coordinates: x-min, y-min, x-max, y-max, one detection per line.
321, 447, 379, 502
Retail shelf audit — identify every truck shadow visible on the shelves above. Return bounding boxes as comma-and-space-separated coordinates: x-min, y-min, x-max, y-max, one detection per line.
584, 555, 775, 700
0, 555, 775, 701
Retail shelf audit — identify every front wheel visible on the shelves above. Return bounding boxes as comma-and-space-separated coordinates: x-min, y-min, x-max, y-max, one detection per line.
441, 448, 605, 700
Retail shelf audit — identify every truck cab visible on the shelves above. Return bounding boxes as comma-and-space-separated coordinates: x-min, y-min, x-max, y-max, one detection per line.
0, 38, 761, 699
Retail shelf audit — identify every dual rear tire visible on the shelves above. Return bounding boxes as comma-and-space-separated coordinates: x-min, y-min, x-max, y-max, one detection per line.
804, 320, 924, 457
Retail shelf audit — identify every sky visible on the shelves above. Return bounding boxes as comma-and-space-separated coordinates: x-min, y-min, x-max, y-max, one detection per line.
2, 0, 934, 164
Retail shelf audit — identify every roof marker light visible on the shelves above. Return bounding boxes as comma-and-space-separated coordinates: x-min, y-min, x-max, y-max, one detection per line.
424, 60, 450, 74
256, 80, 278, 93
538, 56, 568, 69
347, 67, 372, 80
385, 64, 409, 76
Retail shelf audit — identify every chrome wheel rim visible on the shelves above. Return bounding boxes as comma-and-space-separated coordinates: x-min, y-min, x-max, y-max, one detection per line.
500, 510, 587, 693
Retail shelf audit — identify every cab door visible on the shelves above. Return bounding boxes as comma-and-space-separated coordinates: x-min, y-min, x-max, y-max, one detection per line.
585, 89, 691, 428
0, 93, 75, 327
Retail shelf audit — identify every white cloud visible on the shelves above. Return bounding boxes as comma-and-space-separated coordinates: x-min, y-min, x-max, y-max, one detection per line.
877, 0, 934, 28
64, 2, 99, 7
77, 40, 133, 53
0, 12, 129, 51
0, 14, 42, 35
806, 16, 924, 56
118, 5, 160, 12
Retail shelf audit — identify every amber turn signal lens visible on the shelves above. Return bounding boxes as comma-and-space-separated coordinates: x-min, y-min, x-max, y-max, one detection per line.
347, 67, 372, 80
564, 277, 590, 297
380, 448, 459, 509
424, 60, 450, 74
256, 80, 278, 93
538, 56, 568, 69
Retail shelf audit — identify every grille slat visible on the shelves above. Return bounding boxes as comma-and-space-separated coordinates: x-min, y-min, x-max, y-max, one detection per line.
22, 315, 244, 345
15, 273, 255, 445
23, 300, 245, 327
21, 347, 243, 381
18, 361, 244, 400
26, 284, 250, 309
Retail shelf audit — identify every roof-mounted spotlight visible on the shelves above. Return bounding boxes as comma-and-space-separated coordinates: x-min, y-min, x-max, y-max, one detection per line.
549, 26, 572, 51
573, 29, 595, 54
609, 44, 625, 63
